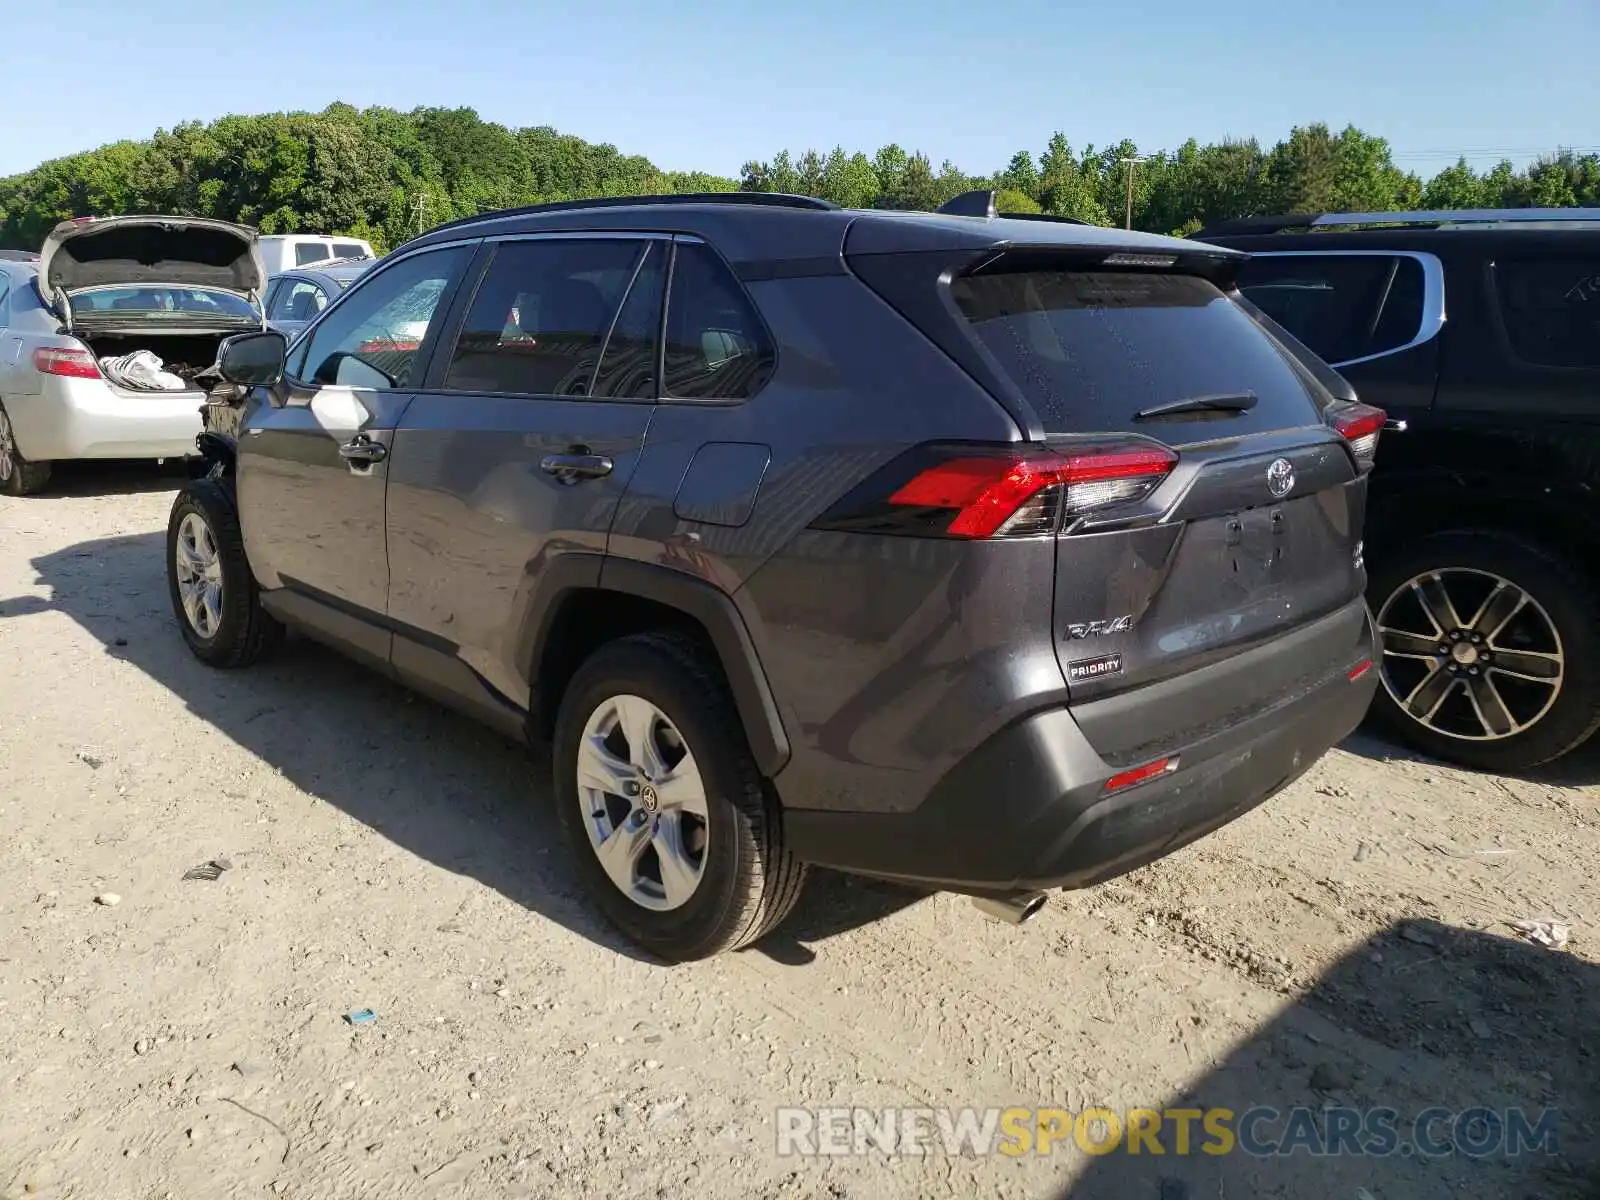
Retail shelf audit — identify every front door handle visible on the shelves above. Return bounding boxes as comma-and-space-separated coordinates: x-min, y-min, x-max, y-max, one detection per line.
339, 434, 388, 465
540, 452, 614, 482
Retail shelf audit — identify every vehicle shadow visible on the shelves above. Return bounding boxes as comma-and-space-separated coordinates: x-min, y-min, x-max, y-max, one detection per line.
0, 531, 919, 965
1338, 725, 1600, 788
33, 459, 193, 498
1056, 917, 1597, 1199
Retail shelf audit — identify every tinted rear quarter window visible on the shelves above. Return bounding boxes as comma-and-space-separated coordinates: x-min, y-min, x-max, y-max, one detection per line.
333, 243, 366, 259
1234, 254, 1424, 364
1494, 258, 1600, 369
295, 243, 331, 266
662, 243, 774, 400
951, 270, 1323, 434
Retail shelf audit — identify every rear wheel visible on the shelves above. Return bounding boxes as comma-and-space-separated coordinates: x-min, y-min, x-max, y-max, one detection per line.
1368, 531, 1600, 772
0, 401, 51, 496
166, 479, 283, 667
552, 633, 806, 960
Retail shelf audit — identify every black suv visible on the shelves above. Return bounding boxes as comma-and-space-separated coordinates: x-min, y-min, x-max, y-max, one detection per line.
1200, 208, 1600, 772
172, 191, 1380, 959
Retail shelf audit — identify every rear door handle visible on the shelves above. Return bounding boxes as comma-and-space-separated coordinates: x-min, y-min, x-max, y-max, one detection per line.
540, 452, 614, 482
339, 434, 388, 465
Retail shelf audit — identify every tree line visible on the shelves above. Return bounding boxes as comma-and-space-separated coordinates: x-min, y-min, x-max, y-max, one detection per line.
1, 103, 1595, 253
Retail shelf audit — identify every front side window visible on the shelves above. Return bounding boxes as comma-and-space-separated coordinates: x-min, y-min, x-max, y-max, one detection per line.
443, 239, 643, 397
1235, 254, 1425, 365
662, 242, 774, 400
333, 242, 367, 259
1494, 258, 1600, 369
295, 242, 333, 266
294, 246, 468, 389
269, 280, 328, 323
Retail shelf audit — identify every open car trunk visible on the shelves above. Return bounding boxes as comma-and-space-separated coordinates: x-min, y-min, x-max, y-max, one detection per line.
76, 331, 234, 394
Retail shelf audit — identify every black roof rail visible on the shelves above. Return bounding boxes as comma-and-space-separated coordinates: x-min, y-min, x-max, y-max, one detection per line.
1193, 214, 1317, 238
418, 191, 839, 238
1197, 207, 1600, 238
936, 190, 1090, 225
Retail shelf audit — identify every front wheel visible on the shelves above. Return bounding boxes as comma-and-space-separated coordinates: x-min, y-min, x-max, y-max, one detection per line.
552, 633, 807, 960
166, 479, 283, 667
1367, 531, 1600, 772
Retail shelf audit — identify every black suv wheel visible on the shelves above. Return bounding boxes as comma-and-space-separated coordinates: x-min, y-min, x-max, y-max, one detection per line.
1369, 531, 1600, 772
552, 633, 807, 960
166, 479, 284, 667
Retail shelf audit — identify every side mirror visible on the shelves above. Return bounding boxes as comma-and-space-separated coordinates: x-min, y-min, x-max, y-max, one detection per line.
217, 330, 288, 388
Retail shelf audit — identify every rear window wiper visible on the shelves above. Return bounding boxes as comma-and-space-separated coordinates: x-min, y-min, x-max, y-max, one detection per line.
1134, 391, 1258, 421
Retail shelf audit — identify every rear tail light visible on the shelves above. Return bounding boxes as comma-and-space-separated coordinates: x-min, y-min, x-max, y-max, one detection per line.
33, 346, 102, 379
1327, 402, 1386, 468
813, 441, 1178, 539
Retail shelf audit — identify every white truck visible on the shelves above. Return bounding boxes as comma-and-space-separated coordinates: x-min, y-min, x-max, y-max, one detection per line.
256, 234, 374, 274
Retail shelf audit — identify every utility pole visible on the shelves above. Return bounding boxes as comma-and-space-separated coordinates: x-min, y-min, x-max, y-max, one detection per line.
1119, 156, 1149, 230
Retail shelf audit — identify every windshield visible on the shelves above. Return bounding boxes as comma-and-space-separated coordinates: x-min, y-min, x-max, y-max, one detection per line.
70, 286, 257, 320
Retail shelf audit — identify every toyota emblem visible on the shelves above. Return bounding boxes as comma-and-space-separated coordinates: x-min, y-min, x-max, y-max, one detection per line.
1266, 458, 1295, 499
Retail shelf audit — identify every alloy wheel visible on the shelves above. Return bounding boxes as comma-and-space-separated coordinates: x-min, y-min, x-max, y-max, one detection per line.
0, 407, 15, 483
576, 693, 709, 911
1377, 568, 1564, 742
174, 512, 225, 638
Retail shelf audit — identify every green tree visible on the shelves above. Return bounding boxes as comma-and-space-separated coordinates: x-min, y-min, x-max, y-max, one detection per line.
0, 109, 1589, 252
1422, 158, 1486, 209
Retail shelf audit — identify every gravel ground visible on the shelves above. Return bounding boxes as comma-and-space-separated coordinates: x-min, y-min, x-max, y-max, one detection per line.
2, 464, 1597, 1200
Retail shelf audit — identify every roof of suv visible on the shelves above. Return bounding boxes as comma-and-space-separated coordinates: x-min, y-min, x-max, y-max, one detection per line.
1195, 207, 1600, 253
398, 191, 1242, 275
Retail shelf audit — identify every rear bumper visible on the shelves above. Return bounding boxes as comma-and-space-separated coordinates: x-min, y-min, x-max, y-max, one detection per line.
6, 378, 202, 462
785, 603, 1379, 894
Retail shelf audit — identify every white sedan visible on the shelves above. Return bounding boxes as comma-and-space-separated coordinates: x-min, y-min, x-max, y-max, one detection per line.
0, 215, 267, 495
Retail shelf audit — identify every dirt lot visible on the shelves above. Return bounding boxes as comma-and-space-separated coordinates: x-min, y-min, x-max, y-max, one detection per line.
2, 466, 1597, 1200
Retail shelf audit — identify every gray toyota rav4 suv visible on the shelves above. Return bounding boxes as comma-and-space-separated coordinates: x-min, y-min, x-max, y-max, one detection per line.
169, 191, 1382, 960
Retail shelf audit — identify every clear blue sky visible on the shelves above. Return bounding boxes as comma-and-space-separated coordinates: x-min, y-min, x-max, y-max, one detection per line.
2, 0, 1595, 182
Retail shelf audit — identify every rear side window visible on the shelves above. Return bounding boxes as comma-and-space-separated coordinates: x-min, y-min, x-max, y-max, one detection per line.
951, 270, 1322, 434
1234, 254, 1425, 365
333, 243, 366, 259
1494, 259, 1600, 369
443, 238, 642, 397
295, 243, 331, 266
662, 243, 774, 400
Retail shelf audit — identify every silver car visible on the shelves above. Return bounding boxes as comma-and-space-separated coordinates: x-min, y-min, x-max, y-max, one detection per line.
0, 215, 267, 495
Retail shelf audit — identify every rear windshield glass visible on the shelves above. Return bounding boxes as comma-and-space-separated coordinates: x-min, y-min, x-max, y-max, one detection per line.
950, 270, 1324, 434
70, 286, 257, 320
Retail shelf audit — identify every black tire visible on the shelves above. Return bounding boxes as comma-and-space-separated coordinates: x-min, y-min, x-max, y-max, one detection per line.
1367, 531, 1600, 772
551, 632, 807, 960
166, 479, 284, 668
0, 400, 52, 496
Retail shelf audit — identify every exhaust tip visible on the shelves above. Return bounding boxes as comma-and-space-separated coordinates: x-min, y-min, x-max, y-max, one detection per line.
971, 891, 1050, 926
